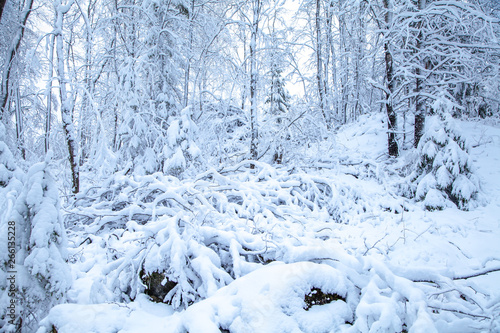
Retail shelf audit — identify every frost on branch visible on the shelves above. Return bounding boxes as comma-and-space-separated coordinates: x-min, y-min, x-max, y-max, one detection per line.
409, 103, 481, 210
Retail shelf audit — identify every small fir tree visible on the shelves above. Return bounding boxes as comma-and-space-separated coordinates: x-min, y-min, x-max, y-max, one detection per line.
162, 106, 202, 177
410, 97, 481, 210
265, 61, 290, 164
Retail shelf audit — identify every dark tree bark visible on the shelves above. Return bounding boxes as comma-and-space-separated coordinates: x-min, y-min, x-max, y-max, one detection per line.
45, 35, 55, 154
414, 62, 425, 148
384, 0, 398, 157
414, 0, 427, 148
55, 0, 79, 194
0, 0, 7, 22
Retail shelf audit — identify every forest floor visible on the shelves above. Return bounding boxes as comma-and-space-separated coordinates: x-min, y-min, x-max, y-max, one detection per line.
38, 114, 500, 333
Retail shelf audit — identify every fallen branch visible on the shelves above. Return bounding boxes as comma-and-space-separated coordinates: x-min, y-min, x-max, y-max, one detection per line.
453, 266, 500, 280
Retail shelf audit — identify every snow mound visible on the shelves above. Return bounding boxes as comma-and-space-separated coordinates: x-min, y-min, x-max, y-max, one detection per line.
37, 261, 442, 333
181, 262, 354, 333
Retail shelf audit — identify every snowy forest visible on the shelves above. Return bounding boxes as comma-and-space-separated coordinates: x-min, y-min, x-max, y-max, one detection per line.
1, 0, 500, 331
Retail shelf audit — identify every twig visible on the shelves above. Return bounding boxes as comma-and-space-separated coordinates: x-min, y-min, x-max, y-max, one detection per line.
286, 110, 307, 129
453, 266, 500, 280
427, 306, 490, 320
363, 234, 388, 256
448, 241, 472, 260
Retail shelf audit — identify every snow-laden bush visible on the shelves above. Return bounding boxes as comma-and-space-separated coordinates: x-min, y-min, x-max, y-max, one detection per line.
1, 126, 70, 331
195, 100, 326, 168
83, 122, 117, 180
196, 102, 250, 165
66, 161, 400, 311
23, 161, 72, 293
116, 105, 163, 174
162, 106, 202, 177
19, 160, 72, 331
409, 105, 481, 210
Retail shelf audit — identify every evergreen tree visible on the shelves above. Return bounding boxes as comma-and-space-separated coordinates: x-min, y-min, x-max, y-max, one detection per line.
409, 96, 481, 210
266, 62, 289, 120
162, 106, 202, 177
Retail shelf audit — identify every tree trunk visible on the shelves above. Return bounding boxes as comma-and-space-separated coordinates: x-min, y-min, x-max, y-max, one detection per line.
339, 17, 348, 124
326, 1, 337, 120
79, 0, 93, 165
414, 61, 425, 148
384, 0, 398, 157
240, 14, 247, 112
14, 87, 25, 159
55, 0, 80, 194
414, 0, 426, 148
183, 0, 196, 107
315, 0, 329, 128
45, 35, 55, 154
249, 0, 261, 161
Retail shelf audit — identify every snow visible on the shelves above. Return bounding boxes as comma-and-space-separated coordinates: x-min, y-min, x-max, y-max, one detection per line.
28, 114, 500, 332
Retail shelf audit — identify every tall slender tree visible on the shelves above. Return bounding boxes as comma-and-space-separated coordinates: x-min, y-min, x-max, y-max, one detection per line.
54, 0, 80, 193
383, 0, 398, 157
249, 0, 261, 161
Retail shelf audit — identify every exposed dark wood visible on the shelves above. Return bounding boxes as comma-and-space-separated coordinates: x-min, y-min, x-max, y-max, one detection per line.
0, 0, 7, 23
384, 0, 398, 157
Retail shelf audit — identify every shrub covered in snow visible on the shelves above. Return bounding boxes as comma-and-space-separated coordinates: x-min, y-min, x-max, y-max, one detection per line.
19, 160, 72, 331
65, 161, 403, 311
409, 111, 481, 211
23, 161, 72, 292
195, 102, 250, 165
162, 106, 202, 177
0, 140, 71, 332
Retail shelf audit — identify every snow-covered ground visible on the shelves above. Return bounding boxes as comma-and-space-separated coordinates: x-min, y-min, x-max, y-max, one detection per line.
37, 114, 500, 333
